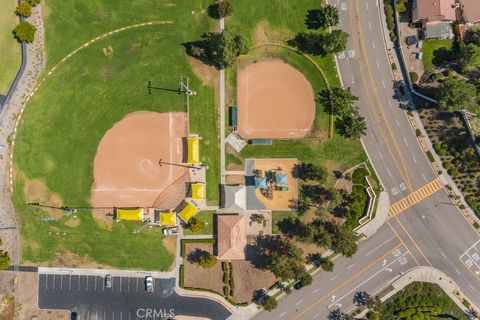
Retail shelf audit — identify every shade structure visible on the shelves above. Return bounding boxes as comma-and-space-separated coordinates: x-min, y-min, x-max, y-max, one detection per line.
276, 172, 288, 185
178, 202, 199, 222
254, 176, 268, 190
160, 212, 176, 226
187, 137, 200, 164
116, 208, 143, 221
191, 183, 206, 200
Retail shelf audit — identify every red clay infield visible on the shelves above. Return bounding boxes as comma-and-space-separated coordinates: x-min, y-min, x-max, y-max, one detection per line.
237, 59, 315, 139
91, 111, 188, 208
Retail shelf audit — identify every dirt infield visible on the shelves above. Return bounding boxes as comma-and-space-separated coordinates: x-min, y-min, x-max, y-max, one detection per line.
237, 59, 315, 139
91, 111, 188, 208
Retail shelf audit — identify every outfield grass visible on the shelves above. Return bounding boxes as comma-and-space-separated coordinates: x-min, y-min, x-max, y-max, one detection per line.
13, 0, 219, 269
0, 0, 21, 95
422, 39, 452, 71
183, 211, 214, 235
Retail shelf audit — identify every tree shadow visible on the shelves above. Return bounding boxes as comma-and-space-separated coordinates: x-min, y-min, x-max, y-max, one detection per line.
186, 248, 210, 263
182, 40, 221, 70
245, 235, 291, 269
287, 33, 326, 56
432, 47, 454, 68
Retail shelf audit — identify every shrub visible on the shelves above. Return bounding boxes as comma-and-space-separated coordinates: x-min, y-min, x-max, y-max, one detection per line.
426, 151, 435, 162
0, 252, 10, 270
263, 296, 278, 311
208, 0, 233, 19
223, 286, 229, 296
320, 256, 334, 272
409, 72, 419, 83
352, 168, 369, 185
415, 129, 422, 137
391, 63, 397, 71
13, 21, 36, 43
223, 272, 229, 284
28, 0, 41, 6
16, 1, 32, 17
187, 217, 205, 234
473, 222, 480, 229
221, 261, 227, 271
230, 288, 234, 296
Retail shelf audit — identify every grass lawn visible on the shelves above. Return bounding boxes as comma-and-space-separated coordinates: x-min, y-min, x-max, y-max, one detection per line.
183, 211, 214, 235
422, 39, 452, 71
13, 0, 219, 269
0, 0, 21, 95
272, 211, 299, 234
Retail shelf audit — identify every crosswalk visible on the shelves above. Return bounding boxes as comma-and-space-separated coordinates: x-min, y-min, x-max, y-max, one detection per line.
388, 178, 443, 218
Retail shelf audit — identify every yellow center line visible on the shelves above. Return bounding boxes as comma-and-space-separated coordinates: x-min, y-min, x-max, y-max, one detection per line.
393, 216, 433, 267
292, 243, 403, 320
348, 0, 414, 191
387, 220, 421, 267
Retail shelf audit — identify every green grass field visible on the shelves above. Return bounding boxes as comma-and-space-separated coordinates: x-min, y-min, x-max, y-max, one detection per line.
0, 0, 21, 95
422, 39, 452, 71
13, 0, 218, 269
272, 211, 299, 234
183, 211, 214, 235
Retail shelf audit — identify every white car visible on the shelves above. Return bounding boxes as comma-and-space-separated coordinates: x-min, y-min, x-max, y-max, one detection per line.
145, 276, 154, 292
162, 227, 179, 236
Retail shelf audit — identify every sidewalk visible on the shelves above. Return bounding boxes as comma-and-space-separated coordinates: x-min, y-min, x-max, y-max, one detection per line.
355, 191, 390, 238
354, 266, 479, 318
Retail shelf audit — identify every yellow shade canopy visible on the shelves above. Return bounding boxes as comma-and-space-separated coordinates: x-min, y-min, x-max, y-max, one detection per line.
191, 183, 206, 200
187, 137, 200, 164
160, 212, 176, 226
116, 208, 143, 221
178, 202, 199, 222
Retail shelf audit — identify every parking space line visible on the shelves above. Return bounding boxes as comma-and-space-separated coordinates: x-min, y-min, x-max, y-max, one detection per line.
94, 276, 97, 291
45, 274, 48, 290
86, 275, 89, 291
136, 277, 138, 292
78, 275, 81, 291
53, 274, 56, 289
119, 276, 122, 292
104, 311, 106, 320
60, 275, 63, 290
69, 275, 72, 290
120, 311, 123, 320
113, 311, 115, 320
129, 312, 131, 320
128, 277, 130, 292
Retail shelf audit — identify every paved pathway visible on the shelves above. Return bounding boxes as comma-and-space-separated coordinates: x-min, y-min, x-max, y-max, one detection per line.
219, 17, 226, 185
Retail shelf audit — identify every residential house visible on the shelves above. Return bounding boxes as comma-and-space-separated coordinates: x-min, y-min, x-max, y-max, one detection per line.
412, 0, 457, 39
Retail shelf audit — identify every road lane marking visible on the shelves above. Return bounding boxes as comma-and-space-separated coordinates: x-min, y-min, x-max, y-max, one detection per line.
313, 313, 320, 319
421, 173, 427, 182
347, 264, 354, 270
348, 0, 413, 191
388, 100, 393, 108
279, 311, 287, 317
60, 275, 63, 290
86, 275, 89, 291
45, 274, 48, 290
386, 221, 421, 266
128, 277, 131, 292
296, 300, 303, 306
386, 167, 392, 177
313, 288, 320, 293
441, 251, 447, 259
94, 276, 97, 291
412, 154, 417, 163
377, 151, 383, 160
469, 284, 477, 292
351, 75, 355, 84
376, 59, 380, 69
366, 2, 368, 9
395, 119, 400, 127
327, 252, 410, 307
372, 40, 375, 48
388, 178, 442, 218
292, 244, 403, 320
456, 268, 461, 275
78, 275, 80, 291
394, 216, 433, 267
381, 79, 386, 88
53, 274, 56, 289
330, 275, 338, 281
403, 137, 408, 146
69, 275, 72, 291
369, 21, 372, 30
366, 235, 396, 256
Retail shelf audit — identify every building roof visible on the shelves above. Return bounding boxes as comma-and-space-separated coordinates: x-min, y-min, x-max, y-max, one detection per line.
276, 172, 288, 185
160, 212, 176, 226
460, 0, 480, 23
116, 208, 143, 221
222, 185, 247, 211
178, 202, 199, 222
217, 214, 246, 260
413, 0, 456, 22
187, 137, 200, 164
254, 177, 268, 190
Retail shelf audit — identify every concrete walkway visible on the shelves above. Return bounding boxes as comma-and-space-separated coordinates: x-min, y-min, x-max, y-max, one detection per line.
355, 191, 390, 238
219, 17, 226, 185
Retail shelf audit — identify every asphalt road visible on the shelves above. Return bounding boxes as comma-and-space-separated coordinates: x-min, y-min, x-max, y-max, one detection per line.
254, 0, 480, 319
38, 273, 231, 320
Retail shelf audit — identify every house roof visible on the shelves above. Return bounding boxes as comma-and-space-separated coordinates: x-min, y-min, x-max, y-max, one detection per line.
460, 0, 480, 23
413, 0, 456, 22
424, 20, 453, 39
217, 214, 246, 260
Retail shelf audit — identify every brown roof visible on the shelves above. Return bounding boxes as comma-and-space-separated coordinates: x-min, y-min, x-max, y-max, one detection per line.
460, 0, 480, 23
217, 214, 246, 260
413, 0, 456, 22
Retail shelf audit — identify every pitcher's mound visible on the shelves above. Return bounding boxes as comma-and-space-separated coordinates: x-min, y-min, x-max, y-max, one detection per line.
237, 59, 315, 139
91, 111, 188, 208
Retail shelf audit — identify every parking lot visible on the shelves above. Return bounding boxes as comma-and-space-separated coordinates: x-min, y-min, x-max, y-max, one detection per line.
38, 273, 231, 320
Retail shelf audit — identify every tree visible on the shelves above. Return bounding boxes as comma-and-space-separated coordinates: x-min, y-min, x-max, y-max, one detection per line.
438, 77, 477, 112
297, 271, 313, 286
332, 225, 358, 257
319, 256, 334, 271
201, 30, 248, 68
457, 43, 480, 73
465, 27, 480, 46
0, 252, 10, 270
208, 0, 233, 19
187, 217, 205, 233
28, 0, 41, 6
13, 21, 36, 43
305, 5, 339, 30
191, 250, 217, 268
266, 241, 305, 281
353, 291, 371, 306
263, 295, 278, 311
317, 87, 359, 117
16, 1, 32, 17
321, 30, 349, 54
329, 308, 352, 320
294, 162, 327, 182
335, 113, 367, 139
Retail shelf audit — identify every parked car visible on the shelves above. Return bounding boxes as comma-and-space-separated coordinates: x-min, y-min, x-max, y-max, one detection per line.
294, 282, 304, 290
162, 227, 179, 236
71, 312, 77, 320
145, 276, 154, 292
406, 35, 418, 46
104, 274, 112, 288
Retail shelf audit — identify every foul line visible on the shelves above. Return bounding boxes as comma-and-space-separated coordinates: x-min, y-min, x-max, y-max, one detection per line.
292, 243, 403, 320
9, 20, 174, 193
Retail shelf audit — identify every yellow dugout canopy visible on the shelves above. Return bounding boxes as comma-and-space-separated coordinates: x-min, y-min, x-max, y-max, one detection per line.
178, 202, 199, 222
191, 183, 206, 200
187, 137, 200, 164
160, 211, 176, 226
116, 208, 143, 221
